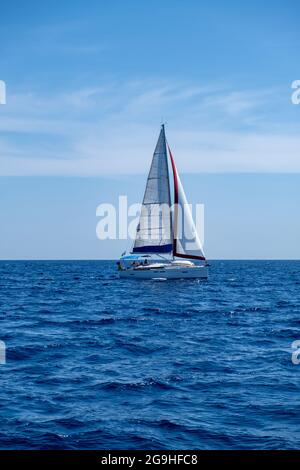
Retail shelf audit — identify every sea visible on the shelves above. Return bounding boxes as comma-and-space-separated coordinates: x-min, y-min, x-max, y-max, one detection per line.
0, 260, 299, 449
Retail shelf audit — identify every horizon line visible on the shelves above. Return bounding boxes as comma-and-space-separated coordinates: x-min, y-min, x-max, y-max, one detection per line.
0, 258, 299, 262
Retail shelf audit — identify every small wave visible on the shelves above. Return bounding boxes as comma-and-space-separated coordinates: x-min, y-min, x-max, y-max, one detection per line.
99, 378, 174, 392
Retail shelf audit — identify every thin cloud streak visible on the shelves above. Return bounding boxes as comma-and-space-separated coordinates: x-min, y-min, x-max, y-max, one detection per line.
0, 81, 299, 176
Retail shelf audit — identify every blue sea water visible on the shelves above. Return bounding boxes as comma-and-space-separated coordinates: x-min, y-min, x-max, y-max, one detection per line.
0, 260, 299, 450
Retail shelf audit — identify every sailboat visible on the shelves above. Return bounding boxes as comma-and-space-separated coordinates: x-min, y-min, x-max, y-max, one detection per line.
118, 125, 208, 280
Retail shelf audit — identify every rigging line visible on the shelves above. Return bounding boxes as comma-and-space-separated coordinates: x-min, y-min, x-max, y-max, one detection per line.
157, 254, 171, 262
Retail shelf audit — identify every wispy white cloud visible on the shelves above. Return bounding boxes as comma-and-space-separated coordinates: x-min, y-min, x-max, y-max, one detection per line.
201, 90, 264, 115
0, 80, 299, 175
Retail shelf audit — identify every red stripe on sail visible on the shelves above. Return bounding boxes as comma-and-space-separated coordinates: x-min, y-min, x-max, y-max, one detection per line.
167, 144, 206, 261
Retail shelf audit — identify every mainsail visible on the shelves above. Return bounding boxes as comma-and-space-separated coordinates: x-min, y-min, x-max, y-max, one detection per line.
168, 145, 206, 261
133, 125, 173, 253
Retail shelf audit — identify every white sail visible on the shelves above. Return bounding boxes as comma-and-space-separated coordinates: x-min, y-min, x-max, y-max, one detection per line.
133, 125, 173, 253
168, 145, 206, 260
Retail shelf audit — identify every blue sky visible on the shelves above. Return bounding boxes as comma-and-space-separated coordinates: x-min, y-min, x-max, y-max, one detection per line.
0, 1, 299, 258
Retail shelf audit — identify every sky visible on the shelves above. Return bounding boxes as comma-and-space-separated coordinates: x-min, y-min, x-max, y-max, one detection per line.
0, 0, 299, 259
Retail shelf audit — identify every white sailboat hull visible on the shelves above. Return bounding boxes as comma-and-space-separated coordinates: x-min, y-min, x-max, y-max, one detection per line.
119, 265, 208, 280
117, 125, 209, 281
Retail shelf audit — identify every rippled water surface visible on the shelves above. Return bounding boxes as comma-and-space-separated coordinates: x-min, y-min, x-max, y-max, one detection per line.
0, 260, 299, 449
